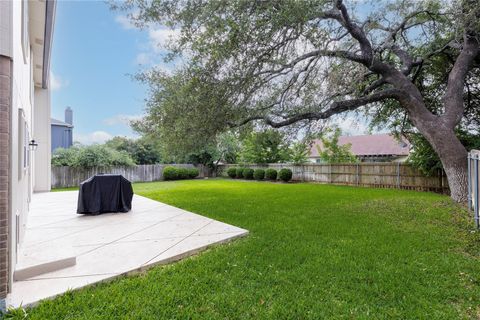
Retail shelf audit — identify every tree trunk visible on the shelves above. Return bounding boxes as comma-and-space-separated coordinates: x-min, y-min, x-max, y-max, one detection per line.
418, 124, 468, 202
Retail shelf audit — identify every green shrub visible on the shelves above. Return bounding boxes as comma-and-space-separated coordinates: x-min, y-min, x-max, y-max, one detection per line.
236, 167, 245, 179
163, 166, 178, 180
278, 168, 293, 182
265, 168, 277, 180
227, 167, 237, 178
188, 168, 200, 179
243, 168, 254, 180
177, 167, 190, 179
253, 169, 265, 180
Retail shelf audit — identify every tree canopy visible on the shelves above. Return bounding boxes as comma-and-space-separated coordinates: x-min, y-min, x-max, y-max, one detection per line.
239, 129, 291, 164
117, 0, 480, 201
51, 145, 135, 168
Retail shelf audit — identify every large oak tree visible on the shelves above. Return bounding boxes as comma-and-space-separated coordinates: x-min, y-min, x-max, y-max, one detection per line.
119, 0, 480, 202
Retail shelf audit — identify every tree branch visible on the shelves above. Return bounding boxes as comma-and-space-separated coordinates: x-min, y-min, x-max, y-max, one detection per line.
229, 88, 403, 128
443, 34, 480, 127
334, 0, 373, 65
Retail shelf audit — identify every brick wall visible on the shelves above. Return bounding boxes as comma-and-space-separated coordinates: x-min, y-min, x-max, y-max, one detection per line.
0, 55, 11, 300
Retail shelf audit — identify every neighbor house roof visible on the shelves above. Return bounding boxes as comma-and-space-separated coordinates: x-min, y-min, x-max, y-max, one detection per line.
309, 133, 410, 158
51, 118, 73, 128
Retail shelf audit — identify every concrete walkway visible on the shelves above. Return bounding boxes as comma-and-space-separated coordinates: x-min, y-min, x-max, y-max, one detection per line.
9, 191, 248, 307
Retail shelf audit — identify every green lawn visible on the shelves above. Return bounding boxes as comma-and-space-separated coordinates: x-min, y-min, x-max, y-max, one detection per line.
7, 180, 480, 319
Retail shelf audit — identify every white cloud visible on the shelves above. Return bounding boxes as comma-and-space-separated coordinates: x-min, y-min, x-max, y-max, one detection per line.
134, 52, 151, 65
131, 27, 181, 66
50, 72, 68, 91
115, 15, 135, 30
74, 131, 114, 145
148, 28, 180, 53
103, 114, 143, 126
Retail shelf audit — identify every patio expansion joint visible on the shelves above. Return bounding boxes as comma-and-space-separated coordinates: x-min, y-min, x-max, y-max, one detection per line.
142, 219, 215, 266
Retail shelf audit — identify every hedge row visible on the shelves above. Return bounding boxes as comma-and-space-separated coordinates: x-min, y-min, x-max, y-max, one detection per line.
163, 166, 200, 180
226, 167, 292, 182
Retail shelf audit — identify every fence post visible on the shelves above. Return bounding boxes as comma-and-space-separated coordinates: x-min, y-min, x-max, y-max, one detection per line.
468, 152, 472, 210
474, 153, 479, 228
396, 162, 401, 189
356, 163, 359, 186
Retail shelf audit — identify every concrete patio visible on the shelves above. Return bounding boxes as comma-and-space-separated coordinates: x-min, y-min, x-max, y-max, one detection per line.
9, 191, 248, 307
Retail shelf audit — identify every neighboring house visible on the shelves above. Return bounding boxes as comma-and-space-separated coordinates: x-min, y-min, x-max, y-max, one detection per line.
309, 134, 411, 163
51, 107, 73, 152
0, 0, 56, 309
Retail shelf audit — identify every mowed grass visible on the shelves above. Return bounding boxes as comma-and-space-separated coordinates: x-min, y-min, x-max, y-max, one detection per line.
7, 179, 480, 319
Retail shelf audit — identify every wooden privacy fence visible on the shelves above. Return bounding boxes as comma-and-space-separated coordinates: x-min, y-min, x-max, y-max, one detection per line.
468, 150, 480, 228
52, 162, 449, 193
51, 164, 210, 188
218, 163, 449, 193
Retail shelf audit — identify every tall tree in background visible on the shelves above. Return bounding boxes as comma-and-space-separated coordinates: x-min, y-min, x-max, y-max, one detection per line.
317, 128, 358, 164
118, 0, 480, 202
106, 136, 162, 165
239, 129, 291, 164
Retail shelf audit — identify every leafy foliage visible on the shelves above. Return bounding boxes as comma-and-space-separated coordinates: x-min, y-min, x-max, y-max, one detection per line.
52, 145, 135, 168
408, 130, 480, 176
253, 169, 265, 181
236, 167, 245, 179
163, 166, 178, 180
239, 129, 291, 164
290, 142, 310, 165
115, 0, 480, 201
242, 168, 254, 180
163, 166, 199, 180
278, 168, 293, 182
227, 167, 237, 179
106, 136, 162, 165
265, 168, 278, 181
317, 128, 358, 164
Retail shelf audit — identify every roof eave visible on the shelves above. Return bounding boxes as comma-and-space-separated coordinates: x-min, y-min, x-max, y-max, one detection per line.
42, 0, 56, 89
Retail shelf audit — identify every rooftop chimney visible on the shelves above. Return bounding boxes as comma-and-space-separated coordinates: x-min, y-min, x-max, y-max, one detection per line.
65, 107, 73, 125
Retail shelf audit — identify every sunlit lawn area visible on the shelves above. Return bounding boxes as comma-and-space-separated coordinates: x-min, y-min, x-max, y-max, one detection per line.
7, 179, 480, 319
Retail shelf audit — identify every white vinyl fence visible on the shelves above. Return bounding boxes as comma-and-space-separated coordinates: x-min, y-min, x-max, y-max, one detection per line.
468, 150, 480, 228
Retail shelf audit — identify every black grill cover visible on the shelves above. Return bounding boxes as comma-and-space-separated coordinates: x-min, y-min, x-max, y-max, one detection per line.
77, 174, 133, 214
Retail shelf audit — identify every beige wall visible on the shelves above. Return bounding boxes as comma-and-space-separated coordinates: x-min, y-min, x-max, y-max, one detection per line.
0, 0, 52, 303
33, 88, 51, 192
9, 0, 35, 287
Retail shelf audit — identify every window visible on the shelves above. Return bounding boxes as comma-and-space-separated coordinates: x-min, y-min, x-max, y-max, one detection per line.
18, 110, 30, 179
21, 0, 29, 63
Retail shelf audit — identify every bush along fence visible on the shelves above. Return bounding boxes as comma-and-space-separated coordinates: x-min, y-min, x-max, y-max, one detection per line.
51, 164, 210, 188
468, 150, 480, 228
219, 163, 449, 193
226, 167, 293, 182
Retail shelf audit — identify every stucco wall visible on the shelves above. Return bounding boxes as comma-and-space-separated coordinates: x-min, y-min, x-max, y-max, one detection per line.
9, 0, 36, 289
34, 88, 51, 192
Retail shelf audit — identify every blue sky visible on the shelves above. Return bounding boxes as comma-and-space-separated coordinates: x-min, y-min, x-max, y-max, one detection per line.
51, 0, 166, 144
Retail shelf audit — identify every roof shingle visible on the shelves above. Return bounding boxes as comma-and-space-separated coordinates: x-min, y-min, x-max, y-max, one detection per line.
309, 133, 410, 157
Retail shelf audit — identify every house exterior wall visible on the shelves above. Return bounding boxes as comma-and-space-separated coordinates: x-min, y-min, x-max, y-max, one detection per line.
51, 124, 73, 152
0, 55, 12, 308
0, 0, 54, 306
9, 0, 37, 295
34, 88, 51, 192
